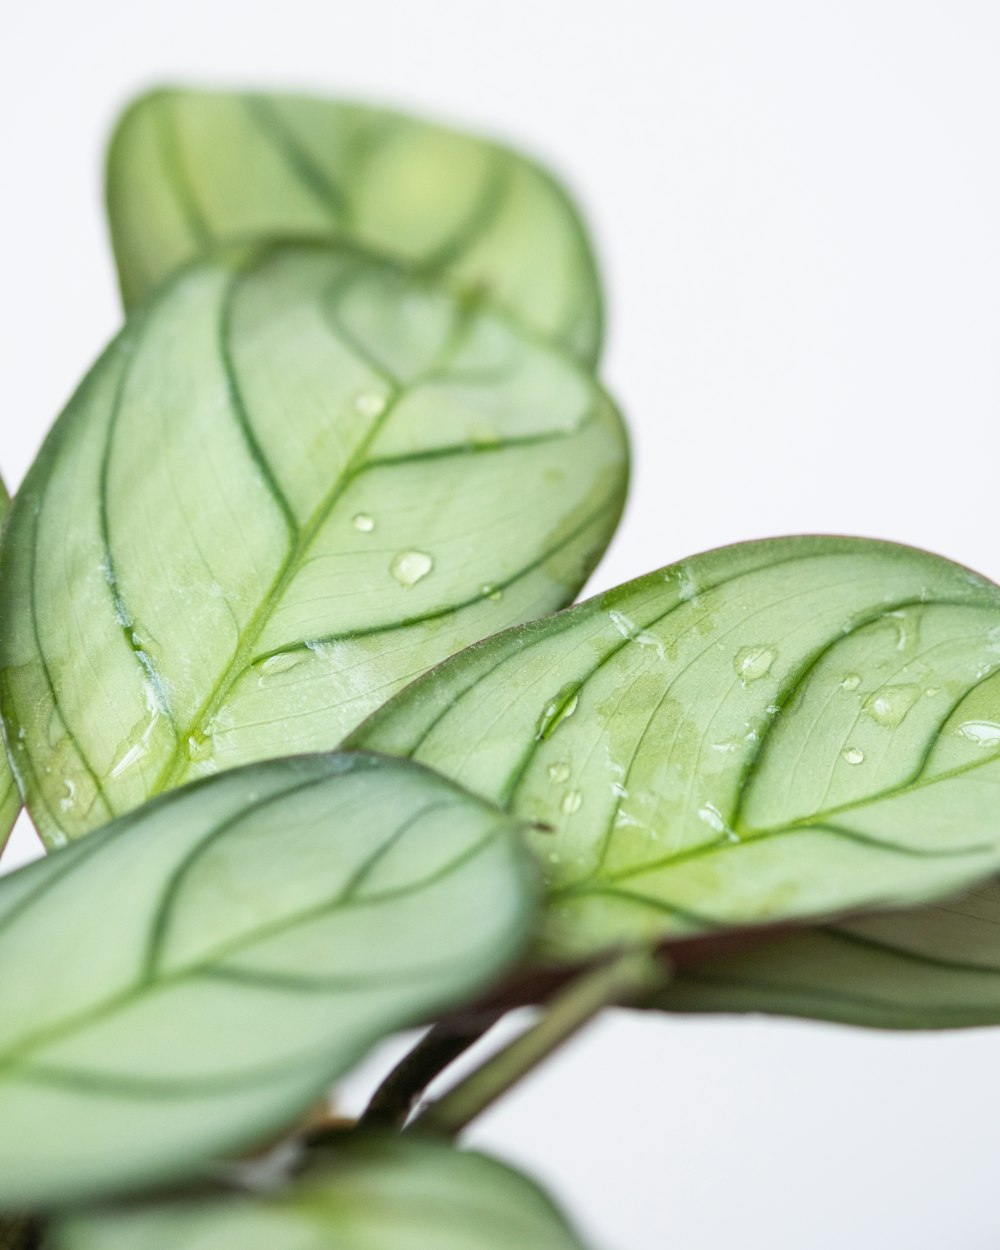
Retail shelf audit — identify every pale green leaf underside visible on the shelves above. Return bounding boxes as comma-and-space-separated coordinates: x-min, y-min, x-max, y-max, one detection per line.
107, 86, 602, 364
349, 536, 1000, 960
0, 243, 626, 847
660, 876, 1000, 1029
0, 481, 18, 854
0, 753, 536, 1207
50, 1135, 590, 1250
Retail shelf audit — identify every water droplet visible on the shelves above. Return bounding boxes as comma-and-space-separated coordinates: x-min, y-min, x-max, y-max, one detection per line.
261, 653, 303, 676
711, 740, 741, 754
480, 583, 503, 602
611, 781, 629, 798
925, 687, 939, 698
561, 789, 583, 815
547, 761, 571, 784
958, 720, 1000, 747
734, 646, 777, 685
609, 609, 639, 640
861, 684, 920, 728
110, 743, 148, 779
187, 733, 213, 762
842, 746, 865, 765
257, 652, 306, 687
59, 779, 77, 812
354, 390, 388, 418
390, 550, 434, 588
697, 801, 740, 843
677, 569, 700, 603
352, 513, 375, 533
535, 684, 581, 740
889, 609, 918, 652
840, 673, 861, 692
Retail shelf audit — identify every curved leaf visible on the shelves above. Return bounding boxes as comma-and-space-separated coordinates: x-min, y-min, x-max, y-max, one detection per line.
0, 481, 18, 854
49, 1135, 590, 1250
107, 86, 603, 363
660, 878, 1000, 1029
0, 242, 626, 847
350, 536, 1000, 960
0, 753, 537, 1207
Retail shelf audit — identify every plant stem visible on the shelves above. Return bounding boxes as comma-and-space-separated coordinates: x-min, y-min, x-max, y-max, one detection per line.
358, 1009, 506, 1130
417, 947, 669, 1138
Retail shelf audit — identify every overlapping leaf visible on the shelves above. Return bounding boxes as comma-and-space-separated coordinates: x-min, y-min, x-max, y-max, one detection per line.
0, 242, 627, 846
0, 753, 537, 1207
350, 536, 1000, 960
50, 1135, 590, 1250
107, 87, 603, 363
0, 481, 18, 854
660, 877, 1000, 1029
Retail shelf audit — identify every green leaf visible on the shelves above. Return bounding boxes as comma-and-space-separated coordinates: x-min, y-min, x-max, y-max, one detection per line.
349, 536, 1000, 961
48, 1134, 590, 1250
0, 753, 537, 1207
107, 87, 603, 364
0, 242, 626, 847
659, 878, 1000, 1029
0, 481, 19, 855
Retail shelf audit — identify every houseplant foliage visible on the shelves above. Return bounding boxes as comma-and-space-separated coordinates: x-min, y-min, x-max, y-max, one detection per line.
1, 84, 1000, 1246
0, 485, 17, 852
0, 241, 625, 847
106, 88, 603, 364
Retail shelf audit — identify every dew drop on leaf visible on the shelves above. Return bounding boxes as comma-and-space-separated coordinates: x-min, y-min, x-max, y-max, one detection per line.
958, 720, 1000, 747
561, 789, 583, 815
354, 390, 388, 418
352, 513, 375, 533
733, 645, 777, 685
842, 746, 865, 765
390, 550, 434, 587
861, 684, 921, 728
535, 684, 581, 740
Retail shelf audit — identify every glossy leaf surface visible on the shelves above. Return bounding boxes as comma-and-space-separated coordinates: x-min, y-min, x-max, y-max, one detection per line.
350, 537, 1000, 959
0, 482, 18, 853
0, 753, 536, 1206
107, 87, 602, 363
0, 242, 626, 846
661, 877, 1000, 1029
50, 1135, 590, 1250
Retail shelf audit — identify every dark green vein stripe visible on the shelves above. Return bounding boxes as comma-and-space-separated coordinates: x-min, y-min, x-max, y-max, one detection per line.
250, 486, 622, 663
823, 923, 1000, 977
729, 596, 996, 831
97, 315, 180, 734
420, 153, 514, 275
243, 94, 350, 224
0, 800, 507, 1073
140, 774, 331, 979
154, 93, 211, 245
27, 471, 112, 840
670, 967, 1000, 1025
583, 820, 994, 891
218, 269, 299, 538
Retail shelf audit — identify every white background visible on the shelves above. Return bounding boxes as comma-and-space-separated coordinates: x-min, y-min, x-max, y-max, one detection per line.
3, 2, 1000, 1246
